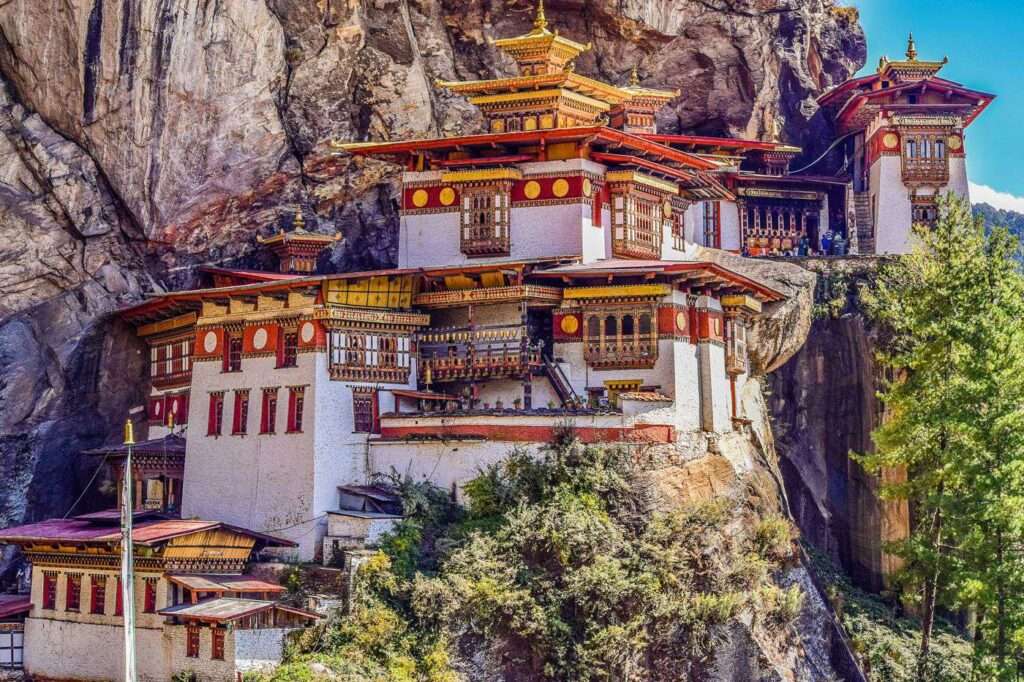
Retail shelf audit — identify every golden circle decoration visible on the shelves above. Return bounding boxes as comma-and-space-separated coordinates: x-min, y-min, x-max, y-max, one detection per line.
676, 312, 688, 333
662, 201, 672, 218
411, 189, 429, 208
552, 178, 570, 198
948, 136, 963, 151
560, 315, 580, 335
524, 180, 542, 200
582, 178, 592, 197
439, 187, 456, 206
882, 132, 899, 149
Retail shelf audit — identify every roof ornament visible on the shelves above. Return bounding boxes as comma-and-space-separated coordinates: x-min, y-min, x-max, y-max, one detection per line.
629, 64, 641, 88
294, 206, 306, 231
533, 0, 548, 33
906, 33, 918, 61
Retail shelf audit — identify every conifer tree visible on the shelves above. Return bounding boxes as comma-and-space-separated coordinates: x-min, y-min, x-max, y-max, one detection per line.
860, 194, 1024, 680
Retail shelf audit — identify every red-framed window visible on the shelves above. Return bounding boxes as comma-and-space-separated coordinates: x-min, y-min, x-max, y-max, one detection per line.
287, 387, 306, 433
232, 390, 250, 435
42, 572, 57, 610
66, 574, 82, 612
207, 393, 225, 436
278, 329, 298, 368
114, 577, 123, 616
150, 338, 192, 381
186, 625, 200, 658
703, 201, 721, 249
211, 627, 225, 660
90, 575, 106, 615
260, 388, 278, 434
352, 389, 379, 434
143, 578, 158, 613
223, 334, 242, 373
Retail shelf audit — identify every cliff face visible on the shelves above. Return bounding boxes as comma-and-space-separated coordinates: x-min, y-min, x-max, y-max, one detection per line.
0, 0, 865, 582
767, 258, 907, 593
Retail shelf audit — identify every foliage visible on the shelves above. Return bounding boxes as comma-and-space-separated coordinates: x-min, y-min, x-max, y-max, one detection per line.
257, 437, 807, 681
859, 193, 1024, 678
973, 203, 1024, 243
808, 545, 972, 681
813, 268, 852, 319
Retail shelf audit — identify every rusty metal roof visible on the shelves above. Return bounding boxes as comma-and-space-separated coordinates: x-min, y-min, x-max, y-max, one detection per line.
166, 574, 286, 594
159, 598, 320, 623
82, 434, 187, 458
0, 594, 30, 620
0, 514, 295, 548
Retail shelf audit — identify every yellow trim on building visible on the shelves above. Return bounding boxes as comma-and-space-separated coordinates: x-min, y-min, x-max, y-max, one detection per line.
564, 284, 671, 300
137, 312, 197, 338
441, 168, 524, 183
605, 170, 679, 195
721, 294, 763, 314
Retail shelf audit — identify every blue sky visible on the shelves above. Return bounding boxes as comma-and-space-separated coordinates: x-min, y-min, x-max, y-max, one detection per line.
854, 1, 1024, 210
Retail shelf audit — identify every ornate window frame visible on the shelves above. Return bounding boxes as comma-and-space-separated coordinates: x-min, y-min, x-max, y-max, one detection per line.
583, 305, 658, 369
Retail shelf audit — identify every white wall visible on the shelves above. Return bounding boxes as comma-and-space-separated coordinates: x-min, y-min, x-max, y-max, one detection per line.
720, 201, 741, 251
24, 617, 168, 682
182, 354, 317, 559
552, 340, 678, 399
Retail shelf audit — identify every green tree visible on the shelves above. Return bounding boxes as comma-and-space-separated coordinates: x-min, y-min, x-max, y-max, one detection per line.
860, 193, 1024, 680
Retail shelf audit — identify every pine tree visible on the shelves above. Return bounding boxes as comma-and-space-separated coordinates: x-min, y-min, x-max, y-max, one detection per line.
860, 194, 1024, 679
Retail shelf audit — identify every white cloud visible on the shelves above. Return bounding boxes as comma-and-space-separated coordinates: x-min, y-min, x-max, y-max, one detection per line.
970, 182, 1024, 213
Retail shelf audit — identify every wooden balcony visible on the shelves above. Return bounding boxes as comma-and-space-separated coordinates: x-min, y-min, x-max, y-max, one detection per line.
584, 339, 658, 369
152, 368, 192, 389
419, 324, 542, 383
902, 157, 949, 184
460, 236, 510, 258
612, 236, 661, 260
329, 365, 411, 383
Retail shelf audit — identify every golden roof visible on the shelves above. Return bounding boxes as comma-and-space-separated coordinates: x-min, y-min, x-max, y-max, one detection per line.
877, 33, 948, 80
490, 1, 591, 71
257, 207, 341, 247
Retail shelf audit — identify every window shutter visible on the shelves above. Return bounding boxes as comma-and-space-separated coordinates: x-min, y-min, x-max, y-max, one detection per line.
371, 389, 381, 434
208, 395, 219, 436
287, 390, 297, 432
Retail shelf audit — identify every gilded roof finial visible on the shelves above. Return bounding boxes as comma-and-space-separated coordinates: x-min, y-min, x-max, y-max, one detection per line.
629, 64, 640, 87
294, 206, 306, 230
906, 33, 918, 61
533, 0, 548, 32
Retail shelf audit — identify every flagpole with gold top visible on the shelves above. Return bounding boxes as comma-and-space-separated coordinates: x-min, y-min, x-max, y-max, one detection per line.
121, 417, 137, 682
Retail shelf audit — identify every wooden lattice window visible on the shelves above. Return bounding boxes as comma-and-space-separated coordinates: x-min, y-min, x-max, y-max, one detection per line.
725, 318, 748, 376
352, 388, 377, 434
287, 387, 306, 433
583, 306, 658, 369
66, 574, 81, 612
149, 337, 192, 385
703, 201, 721, 248
232, 389, 250, 435
611, 189, 662, 259
278, 329, 298, 368
211, 627, 225, 660
460, 184, 511, 257
90, 575, 106, 615
186, 625, 200, 658
207, 392, 225, 436
42, 572, 57, 610
223, 334, 242, 373
328, 331, 412, 382
902, 133, 950, 183
260, 388, 278, 434
912, 197, 939, 227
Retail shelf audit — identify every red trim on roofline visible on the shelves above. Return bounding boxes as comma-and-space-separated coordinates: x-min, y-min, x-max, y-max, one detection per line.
638, 133, 795, 153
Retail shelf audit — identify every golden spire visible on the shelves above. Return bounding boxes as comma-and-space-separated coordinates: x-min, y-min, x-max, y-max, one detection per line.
629, 64, 640, 87
294, 206, 305, 230
123, 418, 135, 446
906, 33, 918, 61
533, 0, 548, 32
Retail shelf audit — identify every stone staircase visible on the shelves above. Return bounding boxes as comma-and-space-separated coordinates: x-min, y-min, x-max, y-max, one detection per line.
853, 191, 874, 254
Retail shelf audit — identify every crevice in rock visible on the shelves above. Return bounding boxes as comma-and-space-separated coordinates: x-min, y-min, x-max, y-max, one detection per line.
82, 0, 104, 122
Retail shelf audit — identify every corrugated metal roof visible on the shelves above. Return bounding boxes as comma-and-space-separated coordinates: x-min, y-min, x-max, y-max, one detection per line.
159, 598, 320, 623
0, 515, 295, 548
82, 434, 187, 457
167, 574, 286, 593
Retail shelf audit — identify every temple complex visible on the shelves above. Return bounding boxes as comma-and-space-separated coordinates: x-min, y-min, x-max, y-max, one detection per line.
0, 6, 996, 679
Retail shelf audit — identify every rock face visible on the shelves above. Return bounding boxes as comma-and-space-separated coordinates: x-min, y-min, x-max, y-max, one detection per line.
0, 0, 865, 593
767, 258, 908, 593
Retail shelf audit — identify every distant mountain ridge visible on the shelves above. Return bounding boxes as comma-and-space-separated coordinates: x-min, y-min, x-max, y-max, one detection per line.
974, 203, 1024, 239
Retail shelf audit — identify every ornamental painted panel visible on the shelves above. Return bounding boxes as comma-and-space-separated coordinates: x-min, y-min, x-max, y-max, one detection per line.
168, 393, 190, 425
298, 321, 325, 349
553, 312, 582, 341
243, 324, 279, 354
194, 328, 224, 359
403, 186, 460, 211
149, 396, 165, 424
511, 176, 586, 203
323, 275, 414, 309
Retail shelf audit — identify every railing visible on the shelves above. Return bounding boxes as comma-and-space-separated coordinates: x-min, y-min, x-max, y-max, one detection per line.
901, 157, 949, 184
584, 337, 658, 369
419, 324, 542, 383
542, 355, 580, 407
152, 368, 192, 389
612, 233, 661, 260
461, 234, 510, 257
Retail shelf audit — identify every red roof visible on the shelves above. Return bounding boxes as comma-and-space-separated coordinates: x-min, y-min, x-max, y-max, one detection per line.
0, 514, 295, 548
158, 597, 320, 624
638, 133, 798, 153
0, 594, 31, 620
167, 574, 286, 594
200, 267, 302, 283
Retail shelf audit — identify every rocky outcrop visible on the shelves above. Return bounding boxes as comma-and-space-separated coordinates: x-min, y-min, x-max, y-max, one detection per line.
767, 257, 908, 593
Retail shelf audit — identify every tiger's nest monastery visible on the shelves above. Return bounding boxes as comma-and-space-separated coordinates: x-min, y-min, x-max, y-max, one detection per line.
0, 6, 993, 681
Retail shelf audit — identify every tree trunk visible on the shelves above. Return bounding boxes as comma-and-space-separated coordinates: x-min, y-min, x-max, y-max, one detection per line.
917, 506, 943, 681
